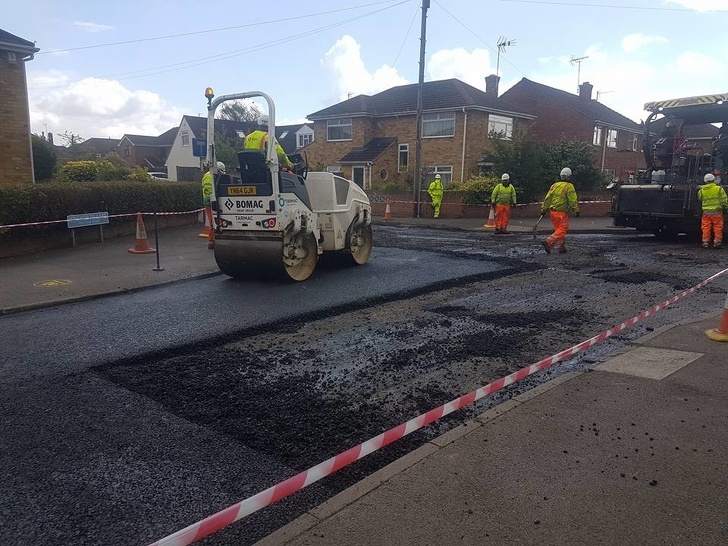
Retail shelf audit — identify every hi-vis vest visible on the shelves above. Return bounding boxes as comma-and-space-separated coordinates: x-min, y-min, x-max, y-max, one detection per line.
698, 183, 728, 212
491, 183, 516, 206
244, 130, 292, 168
542, 180, 579, 213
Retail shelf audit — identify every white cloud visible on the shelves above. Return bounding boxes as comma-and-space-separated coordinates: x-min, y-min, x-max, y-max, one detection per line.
73, 21, 115, 33
428, 48, 493, 88
28, 75, 185, 139
621, 34, 668, 53
665, 0, 727, 11
321, 35, 409, 102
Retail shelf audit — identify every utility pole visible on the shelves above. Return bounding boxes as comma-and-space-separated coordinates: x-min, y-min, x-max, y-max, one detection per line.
413, 0, 429, 218
496, 36, 515, 77
570, 55, 588, 92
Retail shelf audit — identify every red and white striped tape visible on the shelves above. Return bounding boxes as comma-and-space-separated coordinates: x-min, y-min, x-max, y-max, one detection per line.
0, 209, 203, 230
150, 265, 728, 546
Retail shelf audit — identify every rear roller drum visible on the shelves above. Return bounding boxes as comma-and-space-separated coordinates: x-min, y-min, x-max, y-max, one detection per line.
348, 223, 373, 265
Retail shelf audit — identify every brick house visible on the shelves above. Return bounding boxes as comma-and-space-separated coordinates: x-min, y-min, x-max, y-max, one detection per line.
0, 28, 39, 185
500, 78, 645, 181
304, 78, 535, 189
117, 127, 177, 171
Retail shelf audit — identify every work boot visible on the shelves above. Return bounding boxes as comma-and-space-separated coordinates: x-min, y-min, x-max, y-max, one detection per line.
208, 241, 215, 250
702, 243, 710, 248
541, 240, 551, 254
558, 246, 567, 254
715, 242, 722, 249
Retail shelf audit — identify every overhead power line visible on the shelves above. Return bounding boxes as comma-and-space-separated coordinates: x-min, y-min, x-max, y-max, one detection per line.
38, 0, 409, 55
30, 1, 411, 90
497, 0, 728, 12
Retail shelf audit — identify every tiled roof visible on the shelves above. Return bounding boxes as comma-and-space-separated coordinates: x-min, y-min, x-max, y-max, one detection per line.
501, 78, 642, 130
339, 137, 397, 163
308, 79, 532, 120
276, 123, 312, 153
157, 127, 178, 146
0, 28, 39, 53
74, 138, 121, 154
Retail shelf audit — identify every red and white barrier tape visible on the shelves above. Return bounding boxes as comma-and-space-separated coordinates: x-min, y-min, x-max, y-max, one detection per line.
0, 209, 203, 230
150, 265, 728, 546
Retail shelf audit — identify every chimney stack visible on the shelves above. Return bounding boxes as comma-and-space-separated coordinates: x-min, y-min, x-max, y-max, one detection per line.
485, 74, 500, 97
579, 82, 593, 100
48, 132, 54, 145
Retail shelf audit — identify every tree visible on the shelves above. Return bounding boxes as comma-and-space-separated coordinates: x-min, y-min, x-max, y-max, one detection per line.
57, 131, 85, 147
481, 130, 606, 202
31, 134, 57, 181
218, 100, 262, 122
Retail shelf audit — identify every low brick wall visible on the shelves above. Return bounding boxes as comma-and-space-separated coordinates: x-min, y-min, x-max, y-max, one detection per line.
369, 191, 612, 219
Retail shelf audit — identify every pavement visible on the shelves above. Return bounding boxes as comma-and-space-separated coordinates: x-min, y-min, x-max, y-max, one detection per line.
4, 215, 728, 545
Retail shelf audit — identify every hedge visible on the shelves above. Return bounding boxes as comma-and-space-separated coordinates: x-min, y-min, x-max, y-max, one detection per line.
0, 180, 201, 240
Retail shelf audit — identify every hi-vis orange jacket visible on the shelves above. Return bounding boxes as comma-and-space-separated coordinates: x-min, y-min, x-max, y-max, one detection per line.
541, 180, 579, 214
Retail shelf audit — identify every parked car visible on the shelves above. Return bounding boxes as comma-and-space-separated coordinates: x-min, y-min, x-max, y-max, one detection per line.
148, 172, 168, 180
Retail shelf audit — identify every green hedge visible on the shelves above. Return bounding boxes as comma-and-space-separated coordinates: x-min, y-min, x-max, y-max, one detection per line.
0, 181, 201, 237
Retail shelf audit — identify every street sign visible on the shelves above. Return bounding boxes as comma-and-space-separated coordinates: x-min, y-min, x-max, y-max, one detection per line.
66, 212, 109, 229
192, 138, 207, 157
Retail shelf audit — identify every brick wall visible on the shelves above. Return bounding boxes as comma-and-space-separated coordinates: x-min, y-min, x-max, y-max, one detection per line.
0, 51, 33, 185
502, 86, 645, 180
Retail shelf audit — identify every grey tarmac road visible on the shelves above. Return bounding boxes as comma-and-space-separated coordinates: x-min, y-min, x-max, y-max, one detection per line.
0, 245, 510, 546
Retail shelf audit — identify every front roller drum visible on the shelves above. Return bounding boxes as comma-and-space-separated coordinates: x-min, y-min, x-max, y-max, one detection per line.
214, 232, 318, 282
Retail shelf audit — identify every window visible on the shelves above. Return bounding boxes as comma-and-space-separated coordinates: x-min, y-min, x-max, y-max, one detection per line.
380, 169, 388, 181
429, 166, 453, 186
631, 133, 639, 152
279, 131, 289, 139
181, 131, 190, 146
607, 128, 617, 148
593, 126, 603, 146
327, 165, 342, 173
422, 113, 455, 137
327, 118, 352, 141
8, 52, 17, 63
298, 133, 312, 147
398, 144, 409, 171
124, 146, 130, 157
488, 114, 513, 140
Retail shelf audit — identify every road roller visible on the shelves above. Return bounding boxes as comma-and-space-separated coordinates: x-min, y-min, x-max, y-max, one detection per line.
204, 88, 372, 281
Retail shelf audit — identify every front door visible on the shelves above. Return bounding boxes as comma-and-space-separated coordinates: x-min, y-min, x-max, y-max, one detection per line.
352, 166, 365, 188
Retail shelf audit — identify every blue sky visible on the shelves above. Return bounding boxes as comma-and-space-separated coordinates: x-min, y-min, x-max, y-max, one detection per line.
5, 0, 728, 141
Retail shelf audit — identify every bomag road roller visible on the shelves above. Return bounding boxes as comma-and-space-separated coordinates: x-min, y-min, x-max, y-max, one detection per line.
203, 88, 372, 281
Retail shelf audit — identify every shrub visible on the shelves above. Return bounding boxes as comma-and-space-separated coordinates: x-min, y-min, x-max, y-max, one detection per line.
57, 160, 99, 182
451, 175, 499, 204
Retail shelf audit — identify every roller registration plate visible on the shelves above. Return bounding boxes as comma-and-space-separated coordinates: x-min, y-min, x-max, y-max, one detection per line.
227, 186, 257, 195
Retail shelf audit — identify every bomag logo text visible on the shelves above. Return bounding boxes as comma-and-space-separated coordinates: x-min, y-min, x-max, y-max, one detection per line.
235, 200, 264, 208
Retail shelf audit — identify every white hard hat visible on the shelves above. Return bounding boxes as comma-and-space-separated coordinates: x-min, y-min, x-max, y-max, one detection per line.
560, 167, 572, 178
435, 174, 441, 179
258, 114, 269, 126
704, 173, 716, 182
217, 161, 225, 171
501, 173, 510, 181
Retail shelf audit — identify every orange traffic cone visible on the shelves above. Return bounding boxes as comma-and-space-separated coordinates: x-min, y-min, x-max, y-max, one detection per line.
706, 292, 728, 342
198, 206, 214, 238
128, 213, 157, 254
384, 203, 393, 220
484, 205, 496, 229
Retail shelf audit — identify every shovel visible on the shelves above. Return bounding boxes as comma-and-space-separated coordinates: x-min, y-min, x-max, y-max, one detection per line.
532, 213, 545, 240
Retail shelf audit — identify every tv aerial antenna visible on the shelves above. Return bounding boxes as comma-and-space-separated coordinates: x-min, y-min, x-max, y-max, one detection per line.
496, 36, 516, 77
570, 55, 589, 91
